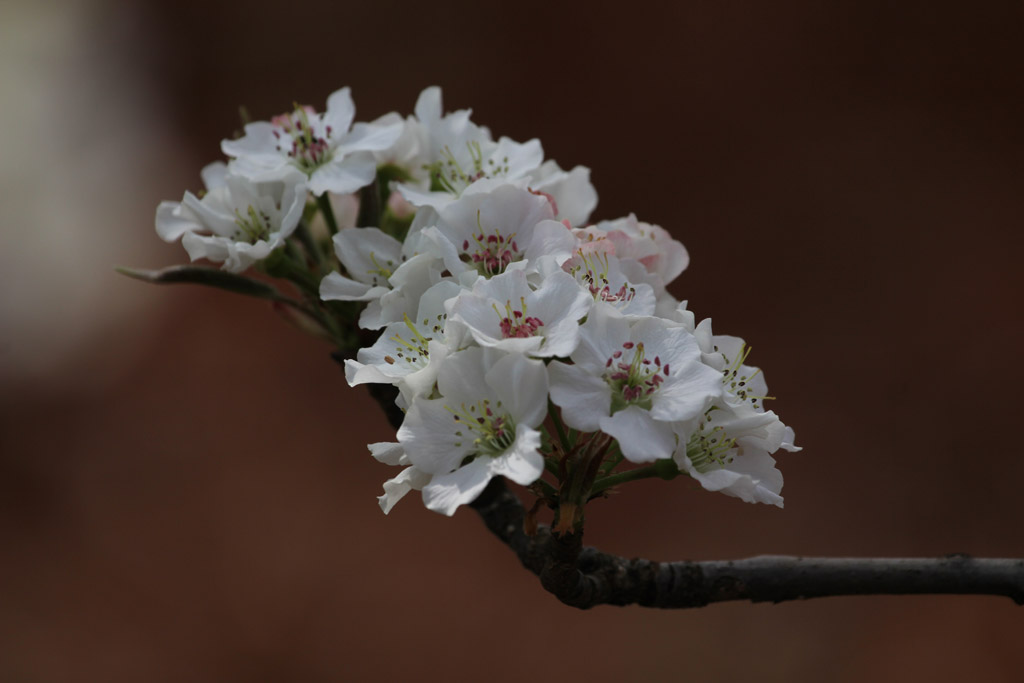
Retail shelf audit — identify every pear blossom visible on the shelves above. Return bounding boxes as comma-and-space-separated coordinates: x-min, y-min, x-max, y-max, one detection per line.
548, 304, 723, 462
415, 183, 575, 279
448, 269, 592, 358
526, 160, 598, 226
394, 87, 545, 210
398, 348, 548, 515
344, 280, 463, 407
674, 403, 794, 507
155, 162, 306, 273
658, 309, 800, 505
579, 214, 689, 293
556, 248, 657, 316
319, 227, 405, 302
319, 222, 449, 330
222, 87, 403, 196
147, 85, 802, 519
682, 314, 782, 416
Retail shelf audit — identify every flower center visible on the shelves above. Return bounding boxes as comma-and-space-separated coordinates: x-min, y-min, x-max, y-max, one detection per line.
460, 210, 521, 276
716, 343, 771, 410
271, 105, 335, 174
604, 341, 667, 412
429, 142, 511, 195
232, 205, 272, 243
366, 252, 396, 287
493, 298, 543, 339
569, 252, 637, 305
685, 419, 737, 473
448, 399, 516, 458
386, 315, 437, 368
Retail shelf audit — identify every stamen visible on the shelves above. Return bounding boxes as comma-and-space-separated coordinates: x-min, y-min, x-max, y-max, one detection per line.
444, 399, 515, 458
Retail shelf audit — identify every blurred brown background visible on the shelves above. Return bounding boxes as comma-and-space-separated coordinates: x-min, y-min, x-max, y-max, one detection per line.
1, 0, 1022, 681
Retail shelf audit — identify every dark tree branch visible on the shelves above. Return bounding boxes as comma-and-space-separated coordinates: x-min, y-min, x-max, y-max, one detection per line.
468, 478, 1024, 609
357, 371, 1024, 610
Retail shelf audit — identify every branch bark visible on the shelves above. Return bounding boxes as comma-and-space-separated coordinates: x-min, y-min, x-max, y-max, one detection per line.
359, 379, 1024, 609
469, 478, 1024, 609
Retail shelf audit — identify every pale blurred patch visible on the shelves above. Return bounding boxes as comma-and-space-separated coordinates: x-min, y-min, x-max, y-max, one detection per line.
0, 0, 191, 396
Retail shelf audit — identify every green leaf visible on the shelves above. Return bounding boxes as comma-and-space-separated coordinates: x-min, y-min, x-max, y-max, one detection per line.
115, 265, 282, 300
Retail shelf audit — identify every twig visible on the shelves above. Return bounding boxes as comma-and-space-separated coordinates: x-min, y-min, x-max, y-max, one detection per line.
358, 366, 1024, 610
468, 478, 1024, 609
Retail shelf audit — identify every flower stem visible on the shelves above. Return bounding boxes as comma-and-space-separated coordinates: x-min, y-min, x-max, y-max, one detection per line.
294, 220, 327, 271
316, 194, 338, 235
357, 177, 381, 229
590, 459, 680, 496
547, 401, 571, 455
543, 456, 561, 478
532, 478, 558, 501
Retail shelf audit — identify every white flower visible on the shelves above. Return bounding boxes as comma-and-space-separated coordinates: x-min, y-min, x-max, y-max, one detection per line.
674, 403, 790, 507
526, 160, 598, 226
449, 269, 592, 358
397, 348, 549, 515
361, 251, 448, 330
416, 183, 575, 279
687, 317, 776, 414
319, 223, 449, 330
221, 87, 403, 196
580, 214, 690, 291
344, 280, 462, 406
548, 305, 723, 462
155, 162, 306, 273
554, 247, 656, 316
665, 313, 799, 506
319, 226, 404, 302
395, 87, 545, 210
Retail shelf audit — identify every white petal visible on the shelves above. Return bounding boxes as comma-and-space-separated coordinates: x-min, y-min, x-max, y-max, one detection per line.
155, 201, 194, 242
367, 441, 406, 466
331, 227, 403, 284
421, 457, 493, 516
781, 426, 801, 452
379, 465, 431, 514
524, 219, 577, 267
435, 347, 490, 404
570, 303, 631, 371
319, 271, 381, 301
414, 86, 443, 124
600, 406, 676, 463
308, 153, 376, 195
679, 449, 784, 507
200, 161, 228, 191
398, 397, 473, 475
548, 362, 611, 432
489, 424, 544, 485
395, 183, 455, 211
344, 358, 396, 387
485, 354, 549, 428
323, 87, 356, 136
649, 360, 723, 422
337, 117, 404, 154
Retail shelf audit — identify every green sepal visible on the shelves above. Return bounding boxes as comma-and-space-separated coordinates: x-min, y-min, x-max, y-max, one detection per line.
376, 162, 413, 187
259, 247, 292, 279
654, 458, 681, 481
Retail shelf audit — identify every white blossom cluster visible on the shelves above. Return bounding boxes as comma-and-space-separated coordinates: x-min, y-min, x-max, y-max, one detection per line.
154, 86, 799, 518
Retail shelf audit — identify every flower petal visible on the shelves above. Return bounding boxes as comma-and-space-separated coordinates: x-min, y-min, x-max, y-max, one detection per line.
600, 406, 676, 463
421, 458, 493, 516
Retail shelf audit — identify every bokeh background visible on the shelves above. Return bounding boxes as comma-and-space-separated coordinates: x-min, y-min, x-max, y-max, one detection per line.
2, 1, 1022, 680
